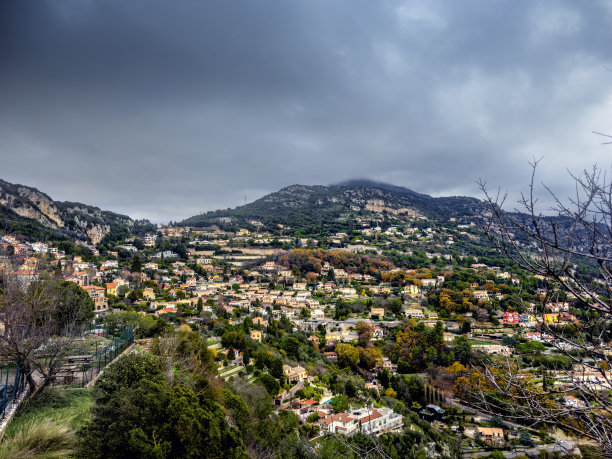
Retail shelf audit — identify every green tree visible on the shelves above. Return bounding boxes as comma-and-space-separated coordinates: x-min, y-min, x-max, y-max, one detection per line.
103, 311, 140, 336
269, 357, 284, 380
42, 279, 95, 330
516, 341, 546, 354
390, 299, 403, 315
359, 347, 382, 370
223, 390, 250, 432
79, 353, 246, 458
258, 373, 280, 396
453, 336, 472, 365
137, 315, 171, 338
131, 255, 142, 273
283, 336, 300, 358
242, 348, 251, 366
336, 343, 359, 369
330, 396, 349, 413
433, 321, 445, 347
519, 430, 535, 447
221, 331, 246, 350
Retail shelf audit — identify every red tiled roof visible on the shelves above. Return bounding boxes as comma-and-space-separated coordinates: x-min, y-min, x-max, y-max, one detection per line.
298, 399, 318, 405
358, 409, 382, 424
323, 413, 356, 424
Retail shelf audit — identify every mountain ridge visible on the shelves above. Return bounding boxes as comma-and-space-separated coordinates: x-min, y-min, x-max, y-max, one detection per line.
332, 179, 432, 199
180, 181, 484, 234
0, 178, 152, 244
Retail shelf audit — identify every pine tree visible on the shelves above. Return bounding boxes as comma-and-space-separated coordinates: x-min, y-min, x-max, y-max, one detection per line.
131, 255, 142, 272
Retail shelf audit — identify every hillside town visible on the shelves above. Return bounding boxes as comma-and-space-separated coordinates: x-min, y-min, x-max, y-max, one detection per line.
1, 214, 606, 458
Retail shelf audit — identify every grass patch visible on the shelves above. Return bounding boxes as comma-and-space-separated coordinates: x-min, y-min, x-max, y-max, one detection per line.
0, 419, 75, 459
4, 388, 93, 440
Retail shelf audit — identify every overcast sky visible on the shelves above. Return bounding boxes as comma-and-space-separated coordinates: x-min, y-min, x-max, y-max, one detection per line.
1, 0, 611, 222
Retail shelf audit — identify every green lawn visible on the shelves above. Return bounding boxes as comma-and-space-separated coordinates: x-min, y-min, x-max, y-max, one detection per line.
3, 388, 94, 440
469, 339, 495, 345
219, 365, 239, 374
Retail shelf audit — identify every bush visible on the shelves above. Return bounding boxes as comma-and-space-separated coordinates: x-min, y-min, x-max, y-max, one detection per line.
331, 396, 349, 413
519, 430, 535, 447
258, 373, 280, 396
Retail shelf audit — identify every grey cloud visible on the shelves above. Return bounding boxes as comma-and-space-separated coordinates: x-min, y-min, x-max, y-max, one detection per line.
1, 0, 611, 222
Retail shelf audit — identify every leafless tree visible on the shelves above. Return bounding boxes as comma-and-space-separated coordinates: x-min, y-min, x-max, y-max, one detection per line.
593, 130, 612, 145
0, 274, 90, 395
474, 161, 612, 456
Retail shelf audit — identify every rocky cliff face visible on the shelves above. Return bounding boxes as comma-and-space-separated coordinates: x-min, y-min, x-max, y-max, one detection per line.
0, 179, 136, 244
0, 181, 65, 229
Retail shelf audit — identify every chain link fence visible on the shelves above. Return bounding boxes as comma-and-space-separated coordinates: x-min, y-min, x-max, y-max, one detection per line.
52, 327, 134, 388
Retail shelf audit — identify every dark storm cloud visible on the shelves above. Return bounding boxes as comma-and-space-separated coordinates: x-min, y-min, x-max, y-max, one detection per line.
1, 0, 611, 221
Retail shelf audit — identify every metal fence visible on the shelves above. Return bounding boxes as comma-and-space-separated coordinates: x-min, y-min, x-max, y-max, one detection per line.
0, 327, 134, 425
53, 326, 135, 388
0, 363, 24, 419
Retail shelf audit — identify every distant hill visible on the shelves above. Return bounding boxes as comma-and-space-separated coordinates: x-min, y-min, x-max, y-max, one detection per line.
0, 178, 152, 244
179, 181, 484, 234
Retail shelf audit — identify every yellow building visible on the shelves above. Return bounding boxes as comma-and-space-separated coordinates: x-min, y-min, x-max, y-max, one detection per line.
105, 282, 117, 296
143, 288, 156, 300
544, 313, 559, 325
405, 285, 419, 296
82, 285, 108, 312
250, 329, 263, 342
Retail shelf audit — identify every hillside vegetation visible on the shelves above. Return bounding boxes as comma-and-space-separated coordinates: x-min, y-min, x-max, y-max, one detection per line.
180, 181, 484, 235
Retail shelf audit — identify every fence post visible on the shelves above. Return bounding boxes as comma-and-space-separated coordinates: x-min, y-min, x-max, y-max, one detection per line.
11, 366, 18, 404
1, 367, 7, 418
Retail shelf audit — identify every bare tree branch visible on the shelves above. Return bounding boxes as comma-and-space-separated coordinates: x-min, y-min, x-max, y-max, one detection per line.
475, 163, 612, 457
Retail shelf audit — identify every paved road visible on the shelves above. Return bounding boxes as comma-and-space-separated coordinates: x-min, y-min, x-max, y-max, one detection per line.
463, 440, 576, 458
445, 397, 525, 431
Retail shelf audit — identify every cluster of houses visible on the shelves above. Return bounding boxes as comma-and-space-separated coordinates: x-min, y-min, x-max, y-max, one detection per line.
0, 226, 596, 363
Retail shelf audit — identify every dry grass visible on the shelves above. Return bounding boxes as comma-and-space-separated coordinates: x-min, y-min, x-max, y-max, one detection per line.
0, 419, 74, 459
3, 389, 93, 439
